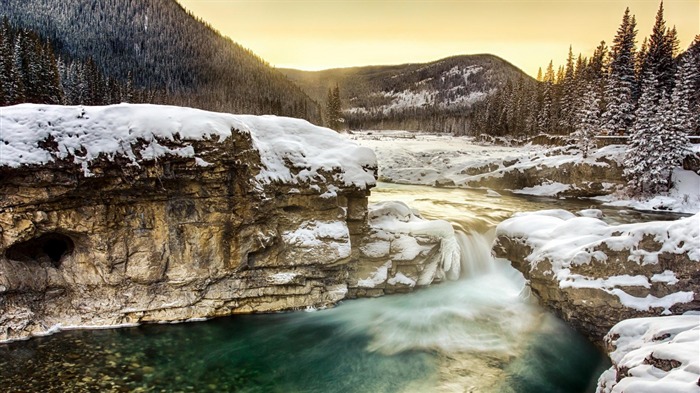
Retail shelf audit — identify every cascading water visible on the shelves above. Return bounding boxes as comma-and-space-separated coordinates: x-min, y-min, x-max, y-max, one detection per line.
0, 183, 615, 393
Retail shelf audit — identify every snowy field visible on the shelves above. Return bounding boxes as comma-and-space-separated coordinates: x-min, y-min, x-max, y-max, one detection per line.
349, 131, 700, 214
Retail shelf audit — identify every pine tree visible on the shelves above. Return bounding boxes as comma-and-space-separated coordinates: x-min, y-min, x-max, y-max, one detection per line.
325, 85, 342, 131
0, 18, 18, 105
687, 36, 700, 135
643, 2, 675, 93
602, 8, 637, 135
663, 52, 696, 169
558, 46, 576, 133
625, 73, 661, 195
537, 61, 555, 133
573, 84, 601, 158
40, 39, 63, 104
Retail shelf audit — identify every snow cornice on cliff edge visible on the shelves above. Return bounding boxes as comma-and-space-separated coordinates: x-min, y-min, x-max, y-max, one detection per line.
0, 104, 377, 190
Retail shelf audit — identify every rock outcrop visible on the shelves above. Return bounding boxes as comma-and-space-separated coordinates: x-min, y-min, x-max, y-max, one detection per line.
349, 201, 461, 298
492, 210, 700, 346
0, 104, 459, 342
596, 315, 700, 393
463, 146, 625, 198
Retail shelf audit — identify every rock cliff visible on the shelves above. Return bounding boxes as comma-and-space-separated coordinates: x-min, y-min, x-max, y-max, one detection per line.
0, 104, 460, 342
492, 210, 700, 346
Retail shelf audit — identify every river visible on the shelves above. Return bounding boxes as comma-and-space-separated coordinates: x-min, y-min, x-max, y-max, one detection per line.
1, 183, 681, 392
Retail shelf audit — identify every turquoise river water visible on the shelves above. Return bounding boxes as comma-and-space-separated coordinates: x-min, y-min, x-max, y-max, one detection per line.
0, 183, 683, 392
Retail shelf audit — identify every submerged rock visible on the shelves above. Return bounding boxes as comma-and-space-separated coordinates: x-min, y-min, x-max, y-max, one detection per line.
0, 104, 455, 341
492, 210, 700, 346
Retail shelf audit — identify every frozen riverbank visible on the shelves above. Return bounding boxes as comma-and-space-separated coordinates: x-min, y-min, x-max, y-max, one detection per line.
350, 131, 700, 214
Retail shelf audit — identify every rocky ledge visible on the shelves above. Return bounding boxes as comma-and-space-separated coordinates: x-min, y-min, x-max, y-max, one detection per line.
492, 210, 700, 346
462, 145, 625, 198
0, 104, 461, 342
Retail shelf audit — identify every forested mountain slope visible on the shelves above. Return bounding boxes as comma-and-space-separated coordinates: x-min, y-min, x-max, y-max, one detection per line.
1, 0, 321, 122
281, 55, 535, 133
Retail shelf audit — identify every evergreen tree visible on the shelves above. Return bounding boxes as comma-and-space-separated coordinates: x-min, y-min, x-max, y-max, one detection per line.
10, 30, 26, 103
325, 85, 342, 131
665, 52, 696, 158
0, 19, 9, 104
40, 39, 63, 104
537, 61, 555, 133
624, 73, 661, 195
602, 8, 636, 135
643, 2, 675, 93
558, 46, 576, 133
573, 84, 600, 158
687, 36, 700, 135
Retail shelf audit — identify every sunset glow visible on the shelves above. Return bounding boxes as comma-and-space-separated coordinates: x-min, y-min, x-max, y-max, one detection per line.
176, 0, 699, 76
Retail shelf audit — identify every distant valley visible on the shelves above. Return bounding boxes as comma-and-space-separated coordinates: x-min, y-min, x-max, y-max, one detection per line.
281, 55, 535, 132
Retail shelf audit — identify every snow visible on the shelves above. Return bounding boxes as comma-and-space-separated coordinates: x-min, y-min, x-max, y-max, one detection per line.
357, 260, 392, 288
497, 211, 700, 313
485, 189, 501, 198
349, 131, 533, 186
0, 104, 376, 191
609, 290, 694, 313
578, 208, 604, 218
596, 315, 700, 393
594, 168, 700, 214
512, 181, 571, 196
267, 272, 297, 285
386, 272, 416, 287
359, 201, 463, 286
350, 131, 698, 213
282, 220, 351, 260
346, 65, 488, 115
651, 270, 679, 285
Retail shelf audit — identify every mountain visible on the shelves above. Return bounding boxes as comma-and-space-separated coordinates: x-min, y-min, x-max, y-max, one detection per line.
1, 0, 321, 122
281, 55, 536, 133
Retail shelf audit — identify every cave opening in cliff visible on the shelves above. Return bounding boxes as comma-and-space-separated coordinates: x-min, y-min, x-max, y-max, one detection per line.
5, 233, 75, 267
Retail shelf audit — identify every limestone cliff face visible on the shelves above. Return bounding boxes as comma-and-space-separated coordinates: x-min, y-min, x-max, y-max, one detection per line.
0, 104, 457, 342
492, 211, 700, 346
0, 134, 352, 341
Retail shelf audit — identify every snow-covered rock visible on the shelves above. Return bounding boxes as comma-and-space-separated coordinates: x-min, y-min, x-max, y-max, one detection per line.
1, 103, 376, 190
0, 104, 427, 342
352, 132, 626, 198
493, 210, 700, 344
349, 201, 462, 297
596, 315, 700, 393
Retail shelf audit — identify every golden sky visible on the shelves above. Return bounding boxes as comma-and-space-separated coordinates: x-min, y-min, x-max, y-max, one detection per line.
177, 0, 699, 77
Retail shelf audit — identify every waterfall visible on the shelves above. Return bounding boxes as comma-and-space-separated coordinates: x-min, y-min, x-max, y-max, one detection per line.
455, 229, 496, 278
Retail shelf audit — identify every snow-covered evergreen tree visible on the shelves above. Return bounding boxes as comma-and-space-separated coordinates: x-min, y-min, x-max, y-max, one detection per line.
669, 53, 697, 134
643, 2, 676, 94
625, 72, 660, 195
652, 94, 688, 192
558, 46, 576, 133
573, 84, 600, 158
602, 8, 636, 135
325, 85, 343, 131
537, 61, 555, 132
